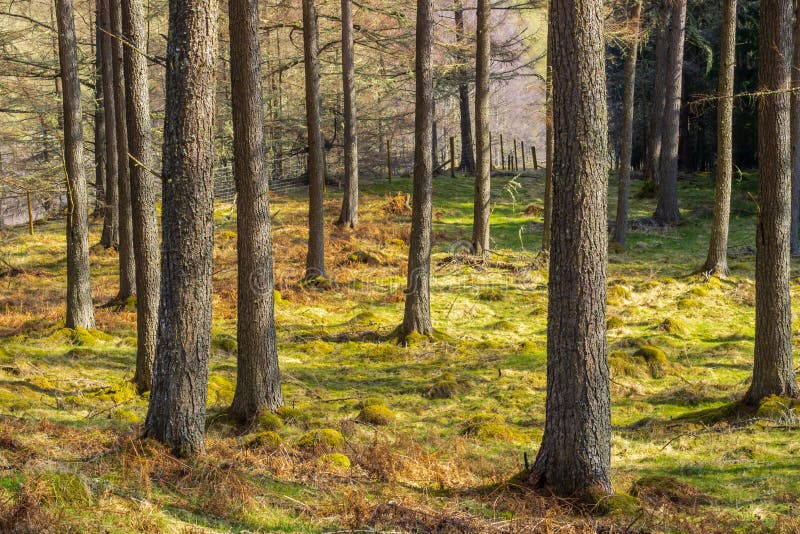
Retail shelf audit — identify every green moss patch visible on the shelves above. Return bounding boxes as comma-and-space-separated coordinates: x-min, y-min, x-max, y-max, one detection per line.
630, 475, 711, 506
297, 428, 345, 451
357, 404, 395, 425
246, 431, 283, 449
317, 453, 351, 468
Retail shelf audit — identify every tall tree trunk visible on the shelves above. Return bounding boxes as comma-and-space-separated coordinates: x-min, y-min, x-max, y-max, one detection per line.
302, 0, 326, 280
401, 0, 434, 339
143, 0, 218, 456
791, 0, 800, 255
653, 0, 686, 224
745, 0, 800, 404
541, 2, 553, 251
432, 96, 439, 169
526, 0, 611, 497
472, 0, 490, 255
704, 0, 737, 275
643, 1, 670, 189
611, 0, 641, 248
99, 0, 119, 249
336, 0, 359, 228
57, 0, 95, 330
228, 0, 284, 421
454, 1, 475, 173
109, 0, 136, 299
93, 22, 106, 220
122, 0, 159, 393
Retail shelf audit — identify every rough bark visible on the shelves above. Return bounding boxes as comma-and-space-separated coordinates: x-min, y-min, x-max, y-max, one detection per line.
302, 0, 327, 280
228, 0, 284, 420
526, 0, 611, 497
99, 0, 119, 249
745, 0, 800, 404
791, 0, 800, 255
401, 0, 434, 338
143, 0, 217, 456
472, 0, 491, 255
703, 0, 736, 275
542, 3, 553, 251
121, 0, 159, 393
93, 20, 106, 219
109, 0, 136, 299
611, 0, 641, 248
643, 2, 670, 188
336, 0, 359, 228
56, 0, 95, 330
653, 0, 686, 224
454, 1, 475, 173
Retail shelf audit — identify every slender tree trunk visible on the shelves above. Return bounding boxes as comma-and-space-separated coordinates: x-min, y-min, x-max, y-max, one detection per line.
472, 0, 490, 255
653, 0, 686, 224
109, 0, 136, 299
644, 2, 670, 189
745, 0, 800, 404
790, 0, 800, 255
99, 0, 119, 249
336, 0, 358, 228
541, 2, 553, 251
93, 18, 106, 219
122, 0, 159, 393
57, 0, 95, 330
612, 0, 641, 248
228, 0, 284, 421
526, 0, 611, 497
302, 0, 326, 280
143, 0, 218, 456
401, 0, 434, 339
454, 1, 475, 173
432, 97, 439, 169
704, 0, 737, 275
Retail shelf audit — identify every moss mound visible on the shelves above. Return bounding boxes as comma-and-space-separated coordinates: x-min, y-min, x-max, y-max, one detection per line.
356, 397, 386, 409
630, 475, 711, 506
589, 490, 640, 516
756, 395, 800, 421
607, 285, 632, 305
634, 345, 668, 378
688, 285, 709, 297
207, 375, 235, 407
461, 413, 519, 441
425, 373, 466, 399
349, 311, 380, 325
677, 297, 701, 310
256, 412, 285, 432
606, 316, 625, 330
357, 404, 395, 425
297, 428, 345, 451
477, 288, 505, 302
492, 320, 516, 332
246, 431, 282, 449
90, 381, 138, 404
112, 408, 142, 424
609, 351, 648, 379
211, 332, 237, 353
659, 317, 688, 336
318, 453, 351, 468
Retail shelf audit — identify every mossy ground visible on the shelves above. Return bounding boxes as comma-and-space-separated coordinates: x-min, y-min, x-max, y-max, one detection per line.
1, 169, 799, 531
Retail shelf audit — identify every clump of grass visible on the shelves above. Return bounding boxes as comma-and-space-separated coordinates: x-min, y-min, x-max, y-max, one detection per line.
634, 345, 668, 378
659, 317, 687, 336
277, 406, 313, 425
756, 396, 800, 422
477, 288, 505, 302
609, 351, 648, 379
461, 413, 520, 441
356, 397, 385, 409
630, 475, 711, 506
357, 404, 395, 425
607, 284, 632, 305
588, 490, 640, 516
607, 316, 625, 330
297, 428, 345, 451
492, 320, 516, 332
207, 375, 235, 407
424, 372, 467, 399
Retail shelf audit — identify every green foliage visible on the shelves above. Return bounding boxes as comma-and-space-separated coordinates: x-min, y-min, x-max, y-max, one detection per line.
297, 429, 345, 451
246, 431, 283, 449
317, 453, 351, 468
256, 412, 285, 432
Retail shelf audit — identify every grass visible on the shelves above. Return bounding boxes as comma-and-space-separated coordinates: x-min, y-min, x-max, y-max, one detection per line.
1, 168, 799, 532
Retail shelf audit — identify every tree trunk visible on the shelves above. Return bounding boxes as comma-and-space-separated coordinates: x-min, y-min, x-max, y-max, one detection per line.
109, 0, 136, 299
644, 2, 670, 189
302, 0, 326, 280
704, 0, 737, 275
99, 0, 119, 249
93, 19, 106, 220
791, 0, 800, 255
336, 0, 358, 228
228, 0, 284, 421
454, 2, 475, 174
472, 0, 490, 255
611, 0, 641, 248
745, 0, 800, 404
122, 0, 159, 393
56, 0, 95, 330
526, 0, 611, 497
653, 0, 686, 224
143, 0, 217, 456
541, 4, 553, 252
401, 0, 434, 339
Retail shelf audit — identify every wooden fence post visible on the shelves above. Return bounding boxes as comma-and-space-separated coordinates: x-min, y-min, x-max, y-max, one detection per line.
499, 134, 505, 170
513, 139, 518, 171
521, 141, 527, 171
450, 136, 456, 178
26, 191, 34, 236
531, 145, 538, 169
386, 139, 392, 182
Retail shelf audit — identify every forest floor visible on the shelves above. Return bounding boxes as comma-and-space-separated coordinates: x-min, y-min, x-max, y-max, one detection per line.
1, 169, 800, 533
